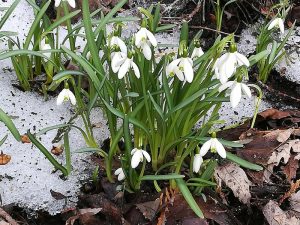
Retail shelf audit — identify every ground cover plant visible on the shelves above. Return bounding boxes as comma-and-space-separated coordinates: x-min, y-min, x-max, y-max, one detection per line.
1, 0, 300, 224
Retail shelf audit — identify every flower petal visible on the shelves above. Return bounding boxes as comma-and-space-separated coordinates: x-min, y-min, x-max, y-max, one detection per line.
56, 89, 66, 105
67, 90, 76, 105
131, 61, 141, 79
215, 139, 226, 158
55, 0, 61, 7
218, 81, 234, 92
142, 43, 152, 60
193, 154, 203, 173
278, 18, 285, 34
174, 67, 184, 81
111, 52, 126, 73
241, 83, 252, 98
142, 150, 151, 162
116, 37, 127, 54
200, 139, 212, 157
235, 52, 250, 67
145, 28, 157, 47
131, 148, 138, 155
131, 150, 143, 168
183, 58, 194, 83
230, 82, 242, 108
135, 29, 145, 46
118, 171, 125, 181
118, 58, 130, 79
268, 19, 278, 30
67, 0, 76, 8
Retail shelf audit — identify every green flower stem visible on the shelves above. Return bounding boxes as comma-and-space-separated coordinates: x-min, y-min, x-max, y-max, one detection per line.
64, 131, 72, 174
62, 2, 75, 52
248, 84, 263, 129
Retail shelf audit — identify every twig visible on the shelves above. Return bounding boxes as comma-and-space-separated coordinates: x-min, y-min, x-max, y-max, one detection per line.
0, 208, 19, 225
190, 25, 242, 37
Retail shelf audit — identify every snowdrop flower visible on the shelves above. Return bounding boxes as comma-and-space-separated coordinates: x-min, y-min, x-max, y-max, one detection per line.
268, 17, 285, 34
111, 51, 127, 73
57, 88, 76, 105
193, 154, 203, 173
219, 80, 252, 108
135, 27, 157, 60
131, 148, 151, 168
166, 57, 194, 83
55, 0, 76, 8
114, 168, 125, 181
117, 55, 140, 79
214, 44, 250, 84
40, 42, 51, 58
109, 36, 127, 55
191, 47, 204, 59
200, 134, 226, 158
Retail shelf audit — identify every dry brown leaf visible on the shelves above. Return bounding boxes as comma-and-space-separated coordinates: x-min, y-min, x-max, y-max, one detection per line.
283, 156, 299, 182
51, 144, 64, 156
0, 221, 9, 225
136, 198, 160, 221
259, 109, 291, 120
214, 162, 252, 204
290, 191, 300, 213
21, 134, 31, 143
0, 151, 11, 165
263, 200, 300, 225
277, 129, 294, 143
279, 180, 300, 205
65, 208, 102, 225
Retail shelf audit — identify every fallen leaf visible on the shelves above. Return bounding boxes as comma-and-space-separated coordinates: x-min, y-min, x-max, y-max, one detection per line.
263, 200, 300, 225
0, 151, 11, 165
0, 221, 9, 225
51, 144, 64, 156
279, 180, 300, 205
165, 194, 241, 225
283, 155, 299, 182
214, 162, 252, 204
277, 128, 294, 143
65, 208, 102, 225
136, 198, 160, 221
50, 189, 67, 200
259, 109, 291, 120
21, 134, 31, 143
290, 191, 300, 213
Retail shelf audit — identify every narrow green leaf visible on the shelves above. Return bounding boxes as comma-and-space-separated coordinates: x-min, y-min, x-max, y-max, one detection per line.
176, 178, 204, 218
53, 70, 86, 81
0, 135, 8, 147
226, 152, 263, 171
0, 109, 21, 141
141, 174, 185, 180
0, 0, 20, 29
27, 130, 68, 176
44, 10, 81, 33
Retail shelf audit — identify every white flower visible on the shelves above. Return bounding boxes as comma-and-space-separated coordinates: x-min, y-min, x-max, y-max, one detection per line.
191, 47, 204, 59
166, 57, 194, 83
135, 27, 157, 60
109, 36, 127, 54
268, 18, 285, 34
114, 168, 125, 181
200, 137, 226, 158
55, 0, 76, 8
117, 57, 140, 79
40, 43, 51, 58
131, 148, 151, 168
57, 88, 76, 105
214, 51, 250, 84
219, 81, 252, 108
111, 51, 127, 73
193, 154, 203, 173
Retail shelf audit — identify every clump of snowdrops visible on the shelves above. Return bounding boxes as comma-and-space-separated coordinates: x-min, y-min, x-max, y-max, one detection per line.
5, 0, 269, 217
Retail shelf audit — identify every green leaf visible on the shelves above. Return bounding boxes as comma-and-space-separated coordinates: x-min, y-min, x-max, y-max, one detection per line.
268, 41, 278, 64
249, 50, 269, 66
187, 178, 217, 186
226, 152, 263, 171
0, 0, 20, 29
0, 135, 8, 147
44, 10, 81, 33
156, 24, 177, 33
0, 108, 21, 141
53, 70, 86, 81
141, 174, 185, 180
27, 130, 68, 176
24, 1, 51, 49
176, 178, 204, 218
